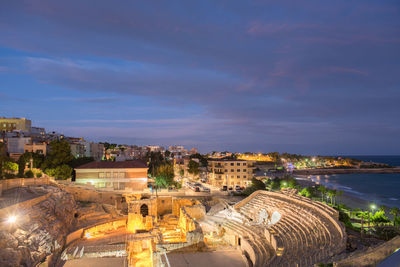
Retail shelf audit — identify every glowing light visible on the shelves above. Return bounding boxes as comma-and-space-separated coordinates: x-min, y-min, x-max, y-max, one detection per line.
85, 232, 92, 239
370, 204, 377, 210
7, 215, 17, 224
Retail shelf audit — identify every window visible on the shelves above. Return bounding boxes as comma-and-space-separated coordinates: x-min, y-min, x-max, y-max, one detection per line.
230, 163, 234, 166
237, 163, 240, 166
118, 172, 125, 178
243, 175, 247, 178
231, 175, 234, 178
225, 169, 228, 172
99, 172, 105, 178
237, 169, 240, 172
231, 169, 234, 172
237, 175, 240, 178
106, 172, 111, 178
224, 163, 228, 166
243, 163, 247, 166
243, 168, 247, 172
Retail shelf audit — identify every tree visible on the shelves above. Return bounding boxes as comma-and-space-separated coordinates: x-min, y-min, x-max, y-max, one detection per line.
188, 160, 200, 176
299, 187, 314, 198
68, 157, 94, 168
390, 207, 400, 226
24, 170, 34, 178
371, 210, 390, 226
18, 157, 26, 177
2, 161, 18, 173
317, 185, 327, 202
42, 140, 74, 169
147, 151, 165, 176
155, 164, 174, 188
53, 164, 73, 180
243, 178, 266, 195
19, 152, 44, 169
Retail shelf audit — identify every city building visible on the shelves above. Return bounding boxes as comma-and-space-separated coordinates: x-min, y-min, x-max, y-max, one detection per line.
6, 135, 32, 160
69, 142, 86, 158
90, 142, 105, 161
208, 159, 255, 188
75, 160, 149, 190
146, 145, 164, 152
0, 117, 32, 132
24, 142, 48, 155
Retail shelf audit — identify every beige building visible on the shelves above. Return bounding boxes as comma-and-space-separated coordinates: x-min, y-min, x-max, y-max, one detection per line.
0, 117, 31, 132
24, 142, 48, 155
208, 159, 254, 188
75, 160, 149, 191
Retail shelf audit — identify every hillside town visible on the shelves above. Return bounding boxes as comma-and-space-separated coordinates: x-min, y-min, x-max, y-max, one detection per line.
1, 117, 400, 267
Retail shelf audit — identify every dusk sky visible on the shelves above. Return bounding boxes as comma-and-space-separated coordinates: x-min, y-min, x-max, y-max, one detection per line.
1, 1, 399, 155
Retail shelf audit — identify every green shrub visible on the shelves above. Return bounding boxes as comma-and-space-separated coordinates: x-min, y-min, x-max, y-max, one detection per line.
35, 172, 43, 178
24, 170, 34, 178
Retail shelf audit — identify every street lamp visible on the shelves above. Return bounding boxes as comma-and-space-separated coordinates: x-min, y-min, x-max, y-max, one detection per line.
368, 204, 377, 232
7, 215, 17, 224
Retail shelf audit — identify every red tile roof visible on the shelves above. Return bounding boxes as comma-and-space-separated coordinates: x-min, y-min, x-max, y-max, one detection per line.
76, 160, 148, 169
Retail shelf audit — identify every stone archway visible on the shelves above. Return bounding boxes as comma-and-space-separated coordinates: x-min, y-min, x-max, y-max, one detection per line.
140, 204, 149, 217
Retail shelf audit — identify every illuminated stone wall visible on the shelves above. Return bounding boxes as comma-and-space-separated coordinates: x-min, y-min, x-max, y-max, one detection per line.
156, 196, 173, 216
83, 218, 127, 239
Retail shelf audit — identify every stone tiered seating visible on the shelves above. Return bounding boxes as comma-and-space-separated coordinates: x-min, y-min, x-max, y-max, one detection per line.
233, 191, 346, 267
221, 220, 274, 267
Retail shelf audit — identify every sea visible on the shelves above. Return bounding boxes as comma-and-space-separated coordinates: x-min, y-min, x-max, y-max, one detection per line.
298, 156, 400, 208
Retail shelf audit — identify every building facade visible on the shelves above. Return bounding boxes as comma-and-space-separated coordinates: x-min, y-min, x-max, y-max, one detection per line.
0, 117, 32, 132
24, 142, 48, 155
208, 159, 254, 188
75, 160, 149, 191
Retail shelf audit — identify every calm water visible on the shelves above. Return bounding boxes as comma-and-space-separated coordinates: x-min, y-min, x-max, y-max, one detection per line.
307, 173, 400, 208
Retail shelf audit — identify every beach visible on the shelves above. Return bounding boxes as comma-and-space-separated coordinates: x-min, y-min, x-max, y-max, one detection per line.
294, 175, 382, 210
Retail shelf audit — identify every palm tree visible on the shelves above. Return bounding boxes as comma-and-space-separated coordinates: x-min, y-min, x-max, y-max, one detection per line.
390, 207, 400, 226
327, 190, 334, 205
336, 190, 344, 205
318, 185, 327, 202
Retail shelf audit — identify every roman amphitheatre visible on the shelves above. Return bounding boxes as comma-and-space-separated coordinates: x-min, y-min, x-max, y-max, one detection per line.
0, 177, 398, 267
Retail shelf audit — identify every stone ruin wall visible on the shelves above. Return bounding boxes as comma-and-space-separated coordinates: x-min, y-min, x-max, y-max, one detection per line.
0, 186, 77, 267
334, 235, 400, 267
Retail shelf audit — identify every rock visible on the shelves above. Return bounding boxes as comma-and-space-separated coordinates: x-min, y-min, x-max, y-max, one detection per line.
0, 185, 77, 267
0, 248, 22, 267
0, 232, 18, 249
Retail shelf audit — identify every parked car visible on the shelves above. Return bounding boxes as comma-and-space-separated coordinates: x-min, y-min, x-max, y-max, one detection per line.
201, 186, 210, 192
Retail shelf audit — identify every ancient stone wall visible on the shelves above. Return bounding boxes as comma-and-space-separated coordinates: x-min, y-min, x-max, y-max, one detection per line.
183, 204, 206, 220
0, 177, 51, 192
334, 235, 400, 267
157, 197, 172, 216
0, 193, 51, 219
59, 185, 124, 208
83, 218, 127, 238
0, 186, 77, 267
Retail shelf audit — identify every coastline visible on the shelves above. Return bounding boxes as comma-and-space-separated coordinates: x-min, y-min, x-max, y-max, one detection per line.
293, 167, 400, 175
294, 175, 373, 210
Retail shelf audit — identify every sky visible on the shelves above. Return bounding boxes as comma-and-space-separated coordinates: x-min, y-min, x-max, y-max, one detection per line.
1, 0, 399, 155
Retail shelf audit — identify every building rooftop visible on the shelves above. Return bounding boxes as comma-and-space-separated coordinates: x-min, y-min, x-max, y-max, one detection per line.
76, 160, 148, 169
208, 158, 247, 162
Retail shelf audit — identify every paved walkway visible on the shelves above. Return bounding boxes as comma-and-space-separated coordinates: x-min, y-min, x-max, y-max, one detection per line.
166, 250, 247, 267
63, 257, 126, 267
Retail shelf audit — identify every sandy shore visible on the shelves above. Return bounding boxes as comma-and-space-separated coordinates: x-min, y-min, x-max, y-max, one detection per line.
294, 176, 371, 210
293, 167, 400, 175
